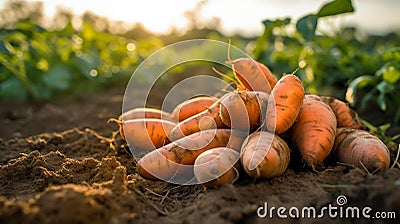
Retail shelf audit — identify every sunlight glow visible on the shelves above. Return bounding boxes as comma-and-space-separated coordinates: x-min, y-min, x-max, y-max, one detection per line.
41, 0, 201, 34
126, 43, 136, 52
2, 0, 399, 35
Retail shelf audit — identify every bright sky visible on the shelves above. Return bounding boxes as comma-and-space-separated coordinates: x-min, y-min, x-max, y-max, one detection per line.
1, 0, 400, 35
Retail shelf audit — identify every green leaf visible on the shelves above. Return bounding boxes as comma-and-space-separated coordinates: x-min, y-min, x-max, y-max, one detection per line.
81, 21, 97, 41
29, 83, 52, 100
0, 41, 8, 54
72, 54, 95, 78
396, 107, 400, 124
383, 47, 400, 61
296, 14, 318, 41
262, 18, 291, 29
375, 80, 396, 112
61, 21, 74, 36
42, 65, 71, 90
360, 89, 376, 110
392, 134, 400, 141
16, 20, 36, 31
5, 32, 27, 45
377, 92, 387, 111
375, 64, 387, 77
254, 18, 291, 59
376, 81, 395, 94
0, 77, 28, 100
360, 119, 377, 132
345, 75, 376, 105
378, 123, 391, 133
36, 59, 49, 71
30, 39, 50, 55
317, 0, 355, 18
383, 66, 400, 84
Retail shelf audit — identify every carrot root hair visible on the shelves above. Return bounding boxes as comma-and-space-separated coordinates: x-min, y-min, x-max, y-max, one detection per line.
107, 117, 122, 125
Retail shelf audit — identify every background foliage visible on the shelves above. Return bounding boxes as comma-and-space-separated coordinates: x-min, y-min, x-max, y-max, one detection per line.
251, 0, 400, 124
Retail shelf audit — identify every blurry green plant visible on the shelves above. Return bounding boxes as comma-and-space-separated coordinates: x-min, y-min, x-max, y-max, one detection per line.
0, 20, 155, 100
346, 47, 400, 124
252, 0, 400, 125
253, 0, 357, 95
0, 18, 237, 101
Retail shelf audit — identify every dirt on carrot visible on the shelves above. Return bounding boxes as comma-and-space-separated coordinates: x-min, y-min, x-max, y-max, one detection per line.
194, 147, 240, 187
219, 91, 269, 131
120, 107, 177, 122
320, 96, 365, 130
265, 74, 305, 134
168, 100, 227, 141
332, 127, 391, 173
171, 96, 218, 122
117, 118, 176, 151
137, 129, 247, 181
241, 131, 290, 179
229, 58, 276, 93
291, 94, 337, 168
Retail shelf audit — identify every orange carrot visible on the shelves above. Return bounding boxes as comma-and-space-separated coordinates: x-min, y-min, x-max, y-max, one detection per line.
120, 107, 176, 122
241, 131, 290, 179
219, 91, 269, 131
257, 61, 278, 89
138, 129, 247, 180
291, 94, 337, 167
229, 58, 277, 93
333, 127, 390, 172
168, 100, 226, 141
171, 96, 218, 122
108, 108, 177, 140
320, 96, 365, 130
121, 118, 176, 151
265, 74, 305, 134
194, 147, 240, 187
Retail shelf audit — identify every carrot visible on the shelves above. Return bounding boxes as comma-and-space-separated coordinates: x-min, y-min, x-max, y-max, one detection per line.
333, 127, 390, 172
138, 129, 247, 180
240, 131, 290, 179
219, 91, 269, 131
229, 58, 277, 93
171, 96, 218, 122
257, 61, 278, 89
265, 74, 305, 134
194, 147, 240, 187
168, 100, 226, 141
108, 107, 177, 140
121, 118, 176, 151
291, 94, 337, 167
320, 96, 365, 130
119, 107, 176, 122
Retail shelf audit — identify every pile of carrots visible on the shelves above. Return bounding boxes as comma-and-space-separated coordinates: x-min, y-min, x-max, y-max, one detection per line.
112, 57, 391, 187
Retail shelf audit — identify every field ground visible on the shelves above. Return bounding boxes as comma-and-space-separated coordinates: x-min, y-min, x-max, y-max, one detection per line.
0, 87, 399, 224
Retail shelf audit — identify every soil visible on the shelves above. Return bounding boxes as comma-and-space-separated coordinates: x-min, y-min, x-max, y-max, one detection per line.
1, 86, 399, 224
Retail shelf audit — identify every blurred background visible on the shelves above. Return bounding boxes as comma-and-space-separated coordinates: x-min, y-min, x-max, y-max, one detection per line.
2, 0, 400, 36
0, 0, 399, 130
